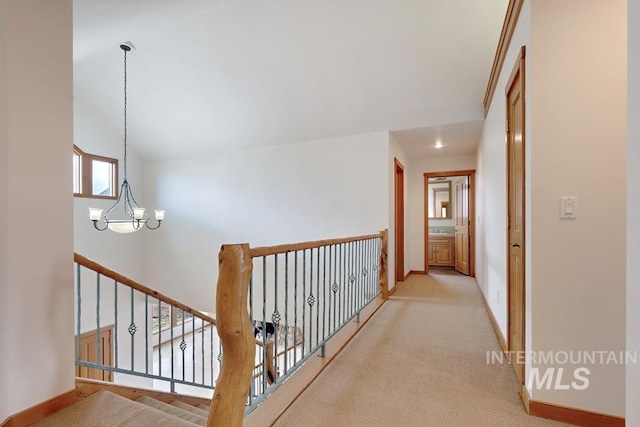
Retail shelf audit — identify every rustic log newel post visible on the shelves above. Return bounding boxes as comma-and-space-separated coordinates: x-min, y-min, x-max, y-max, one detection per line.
379, 229, 389, 300
208, 244, 255, 427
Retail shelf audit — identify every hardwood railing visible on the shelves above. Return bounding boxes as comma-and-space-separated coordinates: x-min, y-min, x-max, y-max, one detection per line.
74, 253, 220, 397
209, 230, 389, 426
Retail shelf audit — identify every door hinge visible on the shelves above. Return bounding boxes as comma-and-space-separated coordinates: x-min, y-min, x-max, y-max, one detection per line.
506, 118, 511, 133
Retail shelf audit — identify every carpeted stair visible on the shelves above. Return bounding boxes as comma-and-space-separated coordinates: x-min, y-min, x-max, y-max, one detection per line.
31, 390, 210, 427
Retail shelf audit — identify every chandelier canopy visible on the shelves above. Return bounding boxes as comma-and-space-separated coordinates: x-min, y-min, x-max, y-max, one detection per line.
89, 43, 164, 234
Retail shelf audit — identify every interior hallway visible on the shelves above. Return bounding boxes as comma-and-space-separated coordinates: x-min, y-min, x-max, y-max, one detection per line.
274, 274, 573, 427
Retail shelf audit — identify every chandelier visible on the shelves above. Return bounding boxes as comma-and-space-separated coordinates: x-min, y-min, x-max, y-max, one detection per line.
89, 43, 164, 233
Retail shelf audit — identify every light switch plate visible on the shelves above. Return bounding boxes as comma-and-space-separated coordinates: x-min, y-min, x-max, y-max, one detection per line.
560, 197, 577, 219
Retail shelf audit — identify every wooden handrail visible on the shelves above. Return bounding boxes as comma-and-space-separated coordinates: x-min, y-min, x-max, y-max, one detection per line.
207, 244, 255, 427
250, 232, 383, 258
74, 253, 216, 326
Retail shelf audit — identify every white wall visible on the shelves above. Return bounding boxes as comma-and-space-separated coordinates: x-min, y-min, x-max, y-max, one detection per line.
73, 96, 151, 389
478, 0, 627, 417
388, 134, 410, 287
0, 0, 74, 420
628, 1, 640, 424
73, 95, 146, 282
0, 1, 8, 415
528, 0, 626, 415
475, 0, 530, 351
407, 155, 476, 272
143, 131, 390, 314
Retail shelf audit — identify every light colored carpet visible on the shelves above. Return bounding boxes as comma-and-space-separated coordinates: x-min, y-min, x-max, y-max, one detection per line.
31, 390, 198, 427
136, 396, 207, 426
274, 274, 575, 427
171, 400, 209, 418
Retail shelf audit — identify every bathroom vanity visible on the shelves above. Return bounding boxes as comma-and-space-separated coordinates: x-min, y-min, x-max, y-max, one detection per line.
428, 235, 454, 266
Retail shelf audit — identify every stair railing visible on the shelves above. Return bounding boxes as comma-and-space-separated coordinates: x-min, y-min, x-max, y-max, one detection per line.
74, 253, 220, 397
209, 230, 389, 426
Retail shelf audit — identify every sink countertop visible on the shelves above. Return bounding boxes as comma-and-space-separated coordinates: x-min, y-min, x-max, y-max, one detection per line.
429, 233, 454, 237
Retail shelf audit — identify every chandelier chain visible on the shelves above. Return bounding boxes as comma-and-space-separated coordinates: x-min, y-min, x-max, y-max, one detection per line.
123, 47, 128, 181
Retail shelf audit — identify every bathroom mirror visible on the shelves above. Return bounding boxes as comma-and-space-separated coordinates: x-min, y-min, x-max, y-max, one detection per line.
428, 180, 452, 219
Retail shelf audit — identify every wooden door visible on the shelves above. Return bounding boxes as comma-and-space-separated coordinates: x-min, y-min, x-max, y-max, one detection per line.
506, 47, 526, 384
75, 326, 113, 382
395, 159, 405, 282
454, 178, 470, 275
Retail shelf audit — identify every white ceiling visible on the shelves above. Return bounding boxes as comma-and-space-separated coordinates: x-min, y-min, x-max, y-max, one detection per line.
391, 119, 484, 159
73, 0, 508, 161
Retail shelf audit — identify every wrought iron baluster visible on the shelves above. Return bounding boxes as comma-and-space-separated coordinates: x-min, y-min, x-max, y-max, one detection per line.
309, 248, 315, 351
192, 313, 196, 382
284, 252, 289, 373
201, 322, 205, 385
158, 299, 162, 377
293, 250, 299, 368
371, 238, 375, 297
170, 305, 175, 392
341, 243, 346, 325
322, 245, 327, 344
328, 245, 333, 335
129, 288, 136, 371
114, 279, 119, 369
76, 264, 81, 362
350, 241, 355, 319
145, 294, 148, 374
262, 256, 267, 391
315, 247, 320, 348
358, 240, 364, 314
302, 249, 306, 360
96, 272, 101, 376
211, 323, 215, 386
273, 254, 279, 382
180, 309, 186, 381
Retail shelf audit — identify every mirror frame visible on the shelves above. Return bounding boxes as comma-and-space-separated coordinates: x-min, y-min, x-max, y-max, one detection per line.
428, 180, 452, 219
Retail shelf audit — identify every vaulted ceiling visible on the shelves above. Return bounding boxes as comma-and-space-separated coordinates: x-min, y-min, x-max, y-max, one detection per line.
73, 0, 508, 161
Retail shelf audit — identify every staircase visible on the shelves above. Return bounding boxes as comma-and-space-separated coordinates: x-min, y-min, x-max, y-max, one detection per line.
32, 390, 211, 426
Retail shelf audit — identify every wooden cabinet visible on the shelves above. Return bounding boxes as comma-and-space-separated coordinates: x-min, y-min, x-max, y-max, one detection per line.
428, 236, 454, 267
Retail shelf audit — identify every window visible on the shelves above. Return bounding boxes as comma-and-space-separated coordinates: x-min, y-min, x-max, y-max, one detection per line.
73, 145, 118, 199
152, 303, 194, 334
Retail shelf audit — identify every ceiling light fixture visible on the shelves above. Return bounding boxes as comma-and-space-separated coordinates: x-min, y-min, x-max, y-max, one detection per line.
434, 141, 444, 149
89, 43, 164, 233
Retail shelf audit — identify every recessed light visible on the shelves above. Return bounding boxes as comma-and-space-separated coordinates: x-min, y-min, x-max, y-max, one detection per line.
434, 141, 443, 149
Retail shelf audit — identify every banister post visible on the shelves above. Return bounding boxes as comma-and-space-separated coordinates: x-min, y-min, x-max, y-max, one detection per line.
208, 244, 255, 427
379, 229, 389, 300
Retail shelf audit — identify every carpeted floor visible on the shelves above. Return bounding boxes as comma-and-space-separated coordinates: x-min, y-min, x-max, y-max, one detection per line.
274, 274, 574, 427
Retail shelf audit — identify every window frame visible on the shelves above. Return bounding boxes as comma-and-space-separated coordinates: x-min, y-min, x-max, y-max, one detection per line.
73, 145, 119, 200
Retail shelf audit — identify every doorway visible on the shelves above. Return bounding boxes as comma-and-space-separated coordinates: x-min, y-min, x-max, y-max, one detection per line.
424, 170, 475, 277
506, 46, 526, 385
395, 158, 405, 282
75, 325, 114, 382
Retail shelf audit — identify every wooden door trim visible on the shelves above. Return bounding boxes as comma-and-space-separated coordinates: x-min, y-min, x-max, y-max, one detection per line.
423, 170, 476, 277
505, 46, 526, 376
394, 158, 405, 282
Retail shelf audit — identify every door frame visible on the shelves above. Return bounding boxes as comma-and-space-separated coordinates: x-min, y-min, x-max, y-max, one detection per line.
505, 46, 526, 383
394, 158, 405, 282
423, 170, 476, 276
